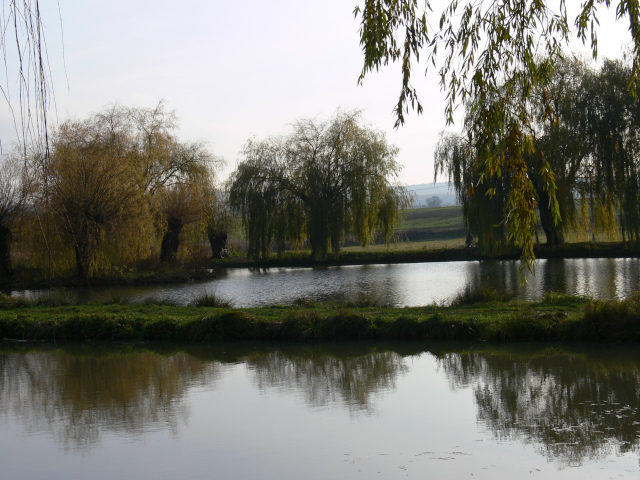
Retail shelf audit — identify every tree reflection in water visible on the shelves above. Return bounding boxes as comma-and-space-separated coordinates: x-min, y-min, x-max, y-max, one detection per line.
243, 343, 410, 414
2, 341, 640, 469
437, 344, 640, 467
0, 344, 222, 450
0, 343, 412, 451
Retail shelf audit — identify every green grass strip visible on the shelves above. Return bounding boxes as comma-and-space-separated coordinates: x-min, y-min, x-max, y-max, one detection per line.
1, 292, 639, 343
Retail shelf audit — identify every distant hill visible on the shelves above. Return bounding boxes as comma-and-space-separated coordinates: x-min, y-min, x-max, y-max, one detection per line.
405, 182, 458, 208
397, 206, 465, 242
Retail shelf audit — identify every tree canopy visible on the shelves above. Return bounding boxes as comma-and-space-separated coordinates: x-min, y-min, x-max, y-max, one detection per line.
11, 102, 224, 279
228, 111, 411, 261
436, 57, 640, 254
354, 0, 640, 268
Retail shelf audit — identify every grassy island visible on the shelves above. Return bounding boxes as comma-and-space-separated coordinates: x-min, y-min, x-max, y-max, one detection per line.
1, 291, 639, 344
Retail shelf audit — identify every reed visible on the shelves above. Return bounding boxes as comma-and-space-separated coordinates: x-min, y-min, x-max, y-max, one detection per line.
190, 291, 233, 308
579, 293, 640, 341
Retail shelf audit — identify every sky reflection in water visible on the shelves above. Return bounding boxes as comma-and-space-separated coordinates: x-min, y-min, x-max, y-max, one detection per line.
36, 257, 640, 307
0, 343, 639, 479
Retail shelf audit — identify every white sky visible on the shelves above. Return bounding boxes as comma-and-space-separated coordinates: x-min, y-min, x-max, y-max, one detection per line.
0, 0, 633, 185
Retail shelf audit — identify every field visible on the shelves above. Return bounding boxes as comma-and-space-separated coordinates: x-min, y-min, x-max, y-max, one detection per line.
397, 206, 466, 242
344, 205, 624, 254
341, 206, 466, 253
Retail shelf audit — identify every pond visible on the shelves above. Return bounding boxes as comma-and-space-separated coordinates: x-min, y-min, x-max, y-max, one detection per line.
18, 257, 640, 306
1, 342, 638, 479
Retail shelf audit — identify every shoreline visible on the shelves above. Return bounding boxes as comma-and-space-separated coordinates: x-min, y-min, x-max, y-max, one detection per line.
1, 266, 218, 292
3, 241, 639, 291
212, 241, 640, 269
1, 293, 638, 343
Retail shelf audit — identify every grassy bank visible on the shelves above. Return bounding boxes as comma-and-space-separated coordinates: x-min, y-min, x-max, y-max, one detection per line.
213, 240, 640, 269
2, 292, 639, 343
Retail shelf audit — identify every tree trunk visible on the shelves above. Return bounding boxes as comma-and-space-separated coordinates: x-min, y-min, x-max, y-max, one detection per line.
308, 201, 329, 261
161, 217, 183, 262
74, 223, 102, 279
0, 226, 13, 278
207, 227, 228, 258
538, 189, 564, 247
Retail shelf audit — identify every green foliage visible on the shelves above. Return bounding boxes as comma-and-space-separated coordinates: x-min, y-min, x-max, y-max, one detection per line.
228, 111, 412, 261
436, 57, 640, 261
14, 102, 223, 280
354, 0, 640, 268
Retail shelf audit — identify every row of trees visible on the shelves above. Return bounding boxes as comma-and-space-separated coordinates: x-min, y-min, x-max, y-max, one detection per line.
1, 106, 410, 280
5, 1, 640, 272
355, 0, 640, 267
435, 58, 640, 253
228, 111, 411, 261
0, 102, 231, 280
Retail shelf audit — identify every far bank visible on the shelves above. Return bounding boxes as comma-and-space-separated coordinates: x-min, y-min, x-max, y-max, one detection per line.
212, 241, 640, 269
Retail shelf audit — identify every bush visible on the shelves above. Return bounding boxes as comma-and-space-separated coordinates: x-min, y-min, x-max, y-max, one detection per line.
581, 292, 640, 340
449, 284, 513, 306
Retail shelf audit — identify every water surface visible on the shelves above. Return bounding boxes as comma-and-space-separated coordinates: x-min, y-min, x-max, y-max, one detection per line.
18, 257, 640, 307
1, 342, 639, 479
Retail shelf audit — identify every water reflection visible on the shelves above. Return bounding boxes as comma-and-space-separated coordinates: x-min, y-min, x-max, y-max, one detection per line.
438, 344, 640, 467
15, 257, 640, 307
1, 342, 640, 470
243, 344, 409, 414
463, 258, 640, 301
0, 345, 222, 450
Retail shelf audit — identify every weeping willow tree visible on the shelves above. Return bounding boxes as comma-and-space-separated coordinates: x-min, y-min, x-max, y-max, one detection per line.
228, 111, 411, 261
19, 102, 220, 279
46, 118, 145, 279
580, 59, 640, 245
522, 58, 590, 247
525, 57, 640, 246
437, 57, 640, 252
354, 0, 640, 269
435, 132, 510, 255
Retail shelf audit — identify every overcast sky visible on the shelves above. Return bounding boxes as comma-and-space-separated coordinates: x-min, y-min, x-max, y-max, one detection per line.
0, 0, 632, 186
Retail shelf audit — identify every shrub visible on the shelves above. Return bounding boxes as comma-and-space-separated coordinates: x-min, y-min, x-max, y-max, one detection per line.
449, 284, 512, 306
190, 290, 233, 308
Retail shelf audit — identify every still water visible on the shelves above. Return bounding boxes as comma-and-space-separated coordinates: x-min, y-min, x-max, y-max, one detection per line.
26, 257, 640, 307
1, 342, 639, 479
